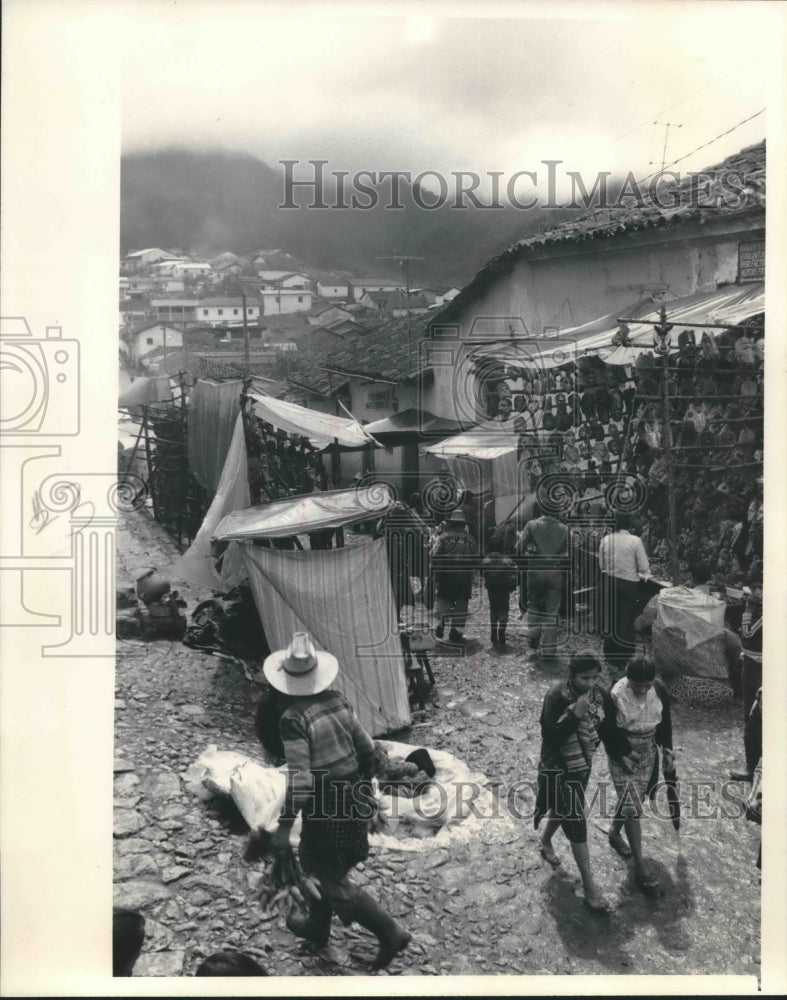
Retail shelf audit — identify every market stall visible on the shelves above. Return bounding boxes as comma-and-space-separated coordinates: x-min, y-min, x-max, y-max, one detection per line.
211, 488, 410, 736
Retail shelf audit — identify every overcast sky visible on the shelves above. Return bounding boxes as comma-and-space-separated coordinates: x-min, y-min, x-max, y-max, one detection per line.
121, 1, 772, 197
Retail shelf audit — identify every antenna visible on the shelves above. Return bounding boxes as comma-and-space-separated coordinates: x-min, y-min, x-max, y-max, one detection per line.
377, 255, 426, 362
651, 121, 683, 172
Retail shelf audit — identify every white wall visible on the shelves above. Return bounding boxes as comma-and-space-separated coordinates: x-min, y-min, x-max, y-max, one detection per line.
429, 221, 763, 422
317, 282, 349, 298
197, 303, 261, 324
133, 324, 183, 361
261, 290, 313, 315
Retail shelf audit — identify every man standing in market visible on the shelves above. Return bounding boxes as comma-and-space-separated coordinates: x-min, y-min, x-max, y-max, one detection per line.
729, 562, 763, 782
598, 511, 652, 672
517, 503, 569, 666
261, 632, 411, 968
432, 509, 478, 649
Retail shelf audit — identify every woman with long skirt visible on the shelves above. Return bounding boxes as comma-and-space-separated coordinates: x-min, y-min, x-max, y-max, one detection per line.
606, 654, 674, 892
535, 651, 629, 913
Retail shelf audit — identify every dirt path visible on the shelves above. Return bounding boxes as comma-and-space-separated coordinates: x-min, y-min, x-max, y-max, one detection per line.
114, 508, 760, 979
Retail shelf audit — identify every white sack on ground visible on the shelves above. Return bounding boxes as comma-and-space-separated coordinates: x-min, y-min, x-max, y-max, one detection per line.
184, 741, 516, 852
241, 538, 410, 736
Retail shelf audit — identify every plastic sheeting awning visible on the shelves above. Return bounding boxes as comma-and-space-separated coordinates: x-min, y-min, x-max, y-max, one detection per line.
249, 392, 375, 449
575, 283, 765, 360
469, 284, 764, 368
362, 407, 464, 445
424, 418, 521, 461
214, 486, 395, 540
470, 302, 650, 370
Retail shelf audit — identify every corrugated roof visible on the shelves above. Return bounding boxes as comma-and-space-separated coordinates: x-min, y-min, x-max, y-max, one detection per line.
433, 140, 765, 326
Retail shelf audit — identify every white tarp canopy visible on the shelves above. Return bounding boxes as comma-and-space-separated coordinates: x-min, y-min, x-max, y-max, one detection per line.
573, 283, 765, 361
249, 392, 376, 450
469, 302, 647, 370
214, 486, 395, 541
424, 418, 520, 461
424, 418, 537, 498
172, 413, 250, 591
460, 285, 764, 373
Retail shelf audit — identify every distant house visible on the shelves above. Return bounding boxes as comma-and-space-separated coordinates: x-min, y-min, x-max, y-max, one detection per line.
152, 260, 179, 276
149, 297, 200, 323
320, 318, 371, 336
253, 249, 305, 271
172, 261, 214, 279
198, 297, 262, 326
119, 300, 151, 330
358, 291, 429, 317
260, 287, 313, 315
258, 271, 312, 291
213, 260, 243, 276
312, 313, 439, 491
211, 251, 239, 269
124, 276, 157, 294
130, 322, 184, 363
316, 275, 351, 299
306, 304, 354, 327
351, 278, 407, 301
122, 248, 182, 273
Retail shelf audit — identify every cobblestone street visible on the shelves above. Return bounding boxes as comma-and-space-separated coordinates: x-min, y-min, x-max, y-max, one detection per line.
114, 507, 761, 980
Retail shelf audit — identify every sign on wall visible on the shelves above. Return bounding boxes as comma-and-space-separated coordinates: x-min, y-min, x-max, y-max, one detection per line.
738, 239, 765, 283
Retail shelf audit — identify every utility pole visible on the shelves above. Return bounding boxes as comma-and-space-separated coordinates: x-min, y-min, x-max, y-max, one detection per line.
377, 254, 425, 362
242, 289, 250, 377
233, 277, 251, 377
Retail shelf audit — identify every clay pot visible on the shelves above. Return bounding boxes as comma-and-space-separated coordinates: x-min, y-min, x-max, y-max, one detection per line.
136, 568, 170, 605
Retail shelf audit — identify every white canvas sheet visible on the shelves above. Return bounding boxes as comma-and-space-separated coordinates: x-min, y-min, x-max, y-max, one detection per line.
241, 537, 410, 736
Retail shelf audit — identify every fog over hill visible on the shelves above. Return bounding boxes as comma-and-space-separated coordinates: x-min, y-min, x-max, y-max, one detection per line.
121, 148, 582, 286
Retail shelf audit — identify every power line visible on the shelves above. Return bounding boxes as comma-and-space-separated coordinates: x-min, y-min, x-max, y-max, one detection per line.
610, 52, 766, 147
638, 107, 765, 184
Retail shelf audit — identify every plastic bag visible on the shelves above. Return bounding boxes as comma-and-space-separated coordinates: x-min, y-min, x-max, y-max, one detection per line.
652, 586, 728, 681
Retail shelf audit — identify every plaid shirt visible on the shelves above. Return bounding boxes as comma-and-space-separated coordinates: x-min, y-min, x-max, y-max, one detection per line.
279, 689, 376, 818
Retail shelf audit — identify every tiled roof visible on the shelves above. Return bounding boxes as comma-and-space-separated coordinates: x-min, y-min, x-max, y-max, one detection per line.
351, 277, 407, 288
323, 314, 432, 383
433, 140, 765, 325
142, 347, 280, 381
316, 274, 350, 286
211, 251, 239, 266
198, 297, 261, 307
364, 292, 429, 310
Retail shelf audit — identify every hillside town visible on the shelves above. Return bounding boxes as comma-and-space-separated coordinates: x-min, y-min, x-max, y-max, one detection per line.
115, 140, 766, 980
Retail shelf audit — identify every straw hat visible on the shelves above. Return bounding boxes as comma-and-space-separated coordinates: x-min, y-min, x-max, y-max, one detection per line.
263, 632, 338, 696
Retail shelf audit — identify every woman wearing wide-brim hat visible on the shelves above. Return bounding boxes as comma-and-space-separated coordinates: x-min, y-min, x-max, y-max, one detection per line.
259, 632, 411, 968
